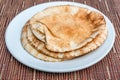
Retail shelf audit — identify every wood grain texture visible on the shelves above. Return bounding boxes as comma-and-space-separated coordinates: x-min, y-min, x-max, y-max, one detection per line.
0, 0, 120, 79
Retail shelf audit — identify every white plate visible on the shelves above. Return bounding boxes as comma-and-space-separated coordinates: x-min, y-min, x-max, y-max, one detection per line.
5, 2, 115, 73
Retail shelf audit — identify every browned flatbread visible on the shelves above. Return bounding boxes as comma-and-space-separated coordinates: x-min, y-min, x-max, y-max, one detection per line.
29, 5, 106, 52
27, 22, 107, 59
21, 5, 108, 62
21, 23, 62, 62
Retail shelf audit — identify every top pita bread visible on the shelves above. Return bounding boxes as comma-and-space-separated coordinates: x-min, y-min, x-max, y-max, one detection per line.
29, 5, 106, 53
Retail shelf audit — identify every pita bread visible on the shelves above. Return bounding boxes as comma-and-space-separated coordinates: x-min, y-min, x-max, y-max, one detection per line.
27, 22, 107, 59
21, 5, 108, 62
21, 23, 62, 62
29, 5, 106, 52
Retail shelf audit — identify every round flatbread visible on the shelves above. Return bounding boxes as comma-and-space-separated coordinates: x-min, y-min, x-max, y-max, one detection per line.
21, 5, 108, 62
27, 22, 107, 59
29, 5, 106, 52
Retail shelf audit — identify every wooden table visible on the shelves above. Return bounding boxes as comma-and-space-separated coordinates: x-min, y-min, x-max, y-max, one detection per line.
0, 0, 120, 79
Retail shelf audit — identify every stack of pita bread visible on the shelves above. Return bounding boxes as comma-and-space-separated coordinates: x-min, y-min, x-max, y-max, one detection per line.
21, 5, 107, 62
